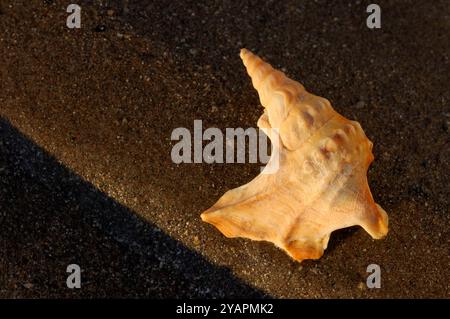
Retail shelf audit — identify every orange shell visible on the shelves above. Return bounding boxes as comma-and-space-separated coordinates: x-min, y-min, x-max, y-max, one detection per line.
201, 49, 388, 262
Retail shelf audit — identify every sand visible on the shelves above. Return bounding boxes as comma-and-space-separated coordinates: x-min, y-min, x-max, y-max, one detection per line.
0, 0, 448, 298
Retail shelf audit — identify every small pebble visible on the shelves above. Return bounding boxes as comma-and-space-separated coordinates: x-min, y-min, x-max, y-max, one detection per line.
94, 25, 106, 32
193, 236, 200, 245
23, 283, 33, 289
354, 101, 365, 109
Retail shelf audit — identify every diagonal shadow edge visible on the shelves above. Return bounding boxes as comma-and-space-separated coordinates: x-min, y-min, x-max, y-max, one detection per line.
0, 117, 269, 298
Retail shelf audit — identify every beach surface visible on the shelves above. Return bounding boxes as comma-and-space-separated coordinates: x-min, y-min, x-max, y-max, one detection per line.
0, 0, 449, 298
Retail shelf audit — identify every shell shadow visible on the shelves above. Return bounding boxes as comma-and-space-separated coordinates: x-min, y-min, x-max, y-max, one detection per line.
0, 117, 269, 298
325, 226, 361, 254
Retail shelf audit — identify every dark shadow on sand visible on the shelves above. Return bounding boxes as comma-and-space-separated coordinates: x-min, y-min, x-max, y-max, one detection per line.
0, 117, 268, 298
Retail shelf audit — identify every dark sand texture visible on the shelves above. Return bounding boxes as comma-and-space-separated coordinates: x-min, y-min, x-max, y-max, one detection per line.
0, 0, 449, 298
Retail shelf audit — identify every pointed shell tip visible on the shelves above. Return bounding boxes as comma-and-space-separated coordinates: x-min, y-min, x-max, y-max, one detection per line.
240, 48, 249, 59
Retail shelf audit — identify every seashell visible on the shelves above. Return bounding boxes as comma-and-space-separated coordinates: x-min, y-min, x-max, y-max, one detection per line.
201, 49, 388, 262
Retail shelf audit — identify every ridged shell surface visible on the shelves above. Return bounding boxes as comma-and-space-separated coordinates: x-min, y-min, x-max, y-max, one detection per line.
201, 49, 388, 262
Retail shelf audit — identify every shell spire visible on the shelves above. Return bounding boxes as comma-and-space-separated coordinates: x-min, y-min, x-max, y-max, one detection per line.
240, 49, 337, 151
201, 49, 389, 263
240, 48, 305, 111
